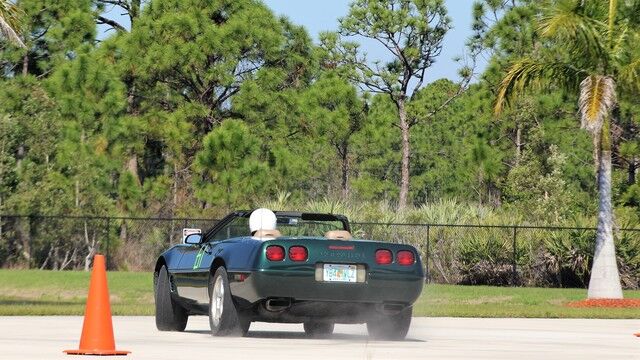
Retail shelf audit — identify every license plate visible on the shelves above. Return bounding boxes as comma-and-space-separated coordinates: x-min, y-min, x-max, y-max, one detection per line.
323, 264, 357, 283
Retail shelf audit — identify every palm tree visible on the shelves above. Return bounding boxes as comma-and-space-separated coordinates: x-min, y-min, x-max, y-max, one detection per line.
495, 0, 640, 299
0, 0, 25, 48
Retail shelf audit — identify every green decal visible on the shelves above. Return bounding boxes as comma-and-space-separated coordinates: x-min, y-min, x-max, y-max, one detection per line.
193, 248, 205, 269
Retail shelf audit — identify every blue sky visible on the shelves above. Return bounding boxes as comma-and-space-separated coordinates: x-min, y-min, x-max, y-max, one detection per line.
263, 0, 485, 81
101, 0, 485, 82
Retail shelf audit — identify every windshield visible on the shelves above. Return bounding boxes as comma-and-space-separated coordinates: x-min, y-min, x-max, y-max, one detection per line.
275, 216, 344, 237
209, 217, 250, 241
207, 212, 349, 241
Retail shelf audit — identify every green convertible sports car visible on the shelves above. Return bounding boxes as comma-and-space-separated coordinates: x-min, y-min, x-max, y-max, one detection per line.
153, 209, 424, 340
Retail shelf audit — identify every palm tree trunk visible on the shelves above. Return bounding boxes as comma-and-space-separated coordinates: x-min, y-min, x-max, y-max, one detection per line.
587, 121, 623, 299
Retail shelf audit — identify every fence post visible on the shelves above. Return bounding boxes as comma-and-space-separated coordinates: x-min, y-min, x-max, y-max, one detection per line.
105, 217, 111, 270
28, 215, 33, 269
426, 224, 430, 284
181, 219, 189, 246
512, 226, 517, 286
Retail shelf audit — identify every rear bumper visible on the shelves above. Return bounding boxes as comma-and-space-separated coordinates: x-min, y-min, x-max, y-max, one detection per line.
229, 267, 424, 306
250, 300, 403, 324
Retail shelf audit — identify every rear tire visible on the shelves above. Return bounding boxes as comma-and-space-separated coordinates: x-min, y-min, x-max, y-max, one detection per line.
208, 267, 250, 337
366, 306, 412, 340
155, 266, 188, 331
303, 322, 334, 338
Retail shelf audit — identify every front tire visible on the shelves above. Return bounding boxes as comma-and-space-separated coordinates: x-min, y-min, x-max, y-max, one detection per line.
208, 267, 250, 337
155, 265, 188, 331
303, 322, 334, 338
366, 306, 412, 340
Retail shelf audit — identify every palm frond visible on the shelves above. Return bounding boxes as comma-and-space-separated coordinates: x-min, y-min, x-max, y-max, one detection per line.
617, 57, 640, 91
494, 58, 584, 115
609, 22, 628, 62
0, 0, 25, 48
539, 0, 606, 60
578, 75, 616, 135
615, 25, 640, 91
0, 16, 23, 47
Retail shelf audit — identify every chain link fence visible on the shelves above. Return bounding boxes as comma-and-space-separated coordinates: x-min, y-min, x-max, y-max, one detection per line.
352, 222, 640, 289
0, 215, 216, 271
1, 215, 639, 289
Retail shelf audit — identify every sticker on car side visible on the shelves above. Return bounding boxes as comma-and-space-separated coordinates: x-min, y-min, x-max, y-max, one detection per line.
193, 247, 205, 269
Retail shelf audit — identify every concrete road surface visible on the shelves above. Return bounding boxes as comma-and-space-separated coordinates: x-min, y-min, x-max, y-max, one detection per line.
0, 316, 638, 359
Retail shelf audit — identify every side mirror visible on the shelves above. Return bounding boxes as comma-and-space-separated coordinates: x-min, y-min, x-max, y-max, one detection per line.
183, 228, 202, 244
184, 233, 203, 245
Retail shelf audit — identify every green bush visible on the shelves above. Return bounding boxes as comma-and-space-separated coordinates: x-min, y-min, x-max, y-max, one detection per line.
257, 197, 640, 289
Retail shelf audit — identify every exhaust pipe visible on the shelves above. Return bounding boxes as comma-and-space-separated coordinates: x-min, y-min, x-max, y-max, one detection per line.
379, 303, 405, 315
264, 298, 291, 312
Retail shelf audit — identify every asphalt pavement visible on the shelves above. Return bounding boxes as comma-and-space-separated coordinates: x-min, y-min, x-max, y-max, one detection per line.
0, 316, 638, 359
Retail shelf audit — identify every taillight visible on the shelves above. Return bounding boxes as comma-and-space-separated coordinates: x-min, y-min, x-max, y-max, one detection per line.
266, 245, 285, 261
375, 249, 393, 265
289, 246, 308, 261
397, 250, 415, 266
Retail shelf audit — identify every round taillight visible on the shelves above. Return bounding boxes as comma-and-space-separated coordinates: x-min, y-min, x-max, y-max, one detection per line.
266, 245, 285, 261
375, 249, 393, 265
397, 250, 415, 266
289, 246, 308, 261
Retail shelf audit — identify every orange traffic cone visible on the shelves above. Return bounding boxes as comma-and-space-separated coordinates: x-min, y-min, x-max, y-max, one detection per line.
64, 254, 130, 356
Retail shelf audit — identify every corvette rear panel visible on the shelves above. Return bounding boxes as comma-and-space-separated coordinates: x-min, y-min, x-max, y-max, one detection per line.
233, 270, 424, 305
230, 237, 424, 305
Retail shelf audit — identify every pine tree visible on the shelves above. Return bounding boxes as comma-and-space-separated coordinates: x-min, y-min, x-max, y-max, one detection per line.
194, 119, 268, 212
324, 0, 474, 209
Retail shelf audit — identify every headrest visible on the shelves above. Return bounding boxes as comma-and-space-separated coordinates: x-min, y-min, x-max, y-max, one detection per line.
253, 229, 282, 239
324, 230, 352, 240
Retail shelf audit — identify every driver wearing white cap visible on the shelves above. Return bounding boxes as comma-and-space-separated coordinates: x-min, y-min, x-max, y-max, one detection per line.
249, 208, 281, 239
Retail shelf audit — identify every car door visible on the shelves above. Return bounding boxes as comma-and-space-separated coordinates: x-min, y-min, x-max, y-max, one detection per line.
172, 240, 211, 304
174, 216, 250, 305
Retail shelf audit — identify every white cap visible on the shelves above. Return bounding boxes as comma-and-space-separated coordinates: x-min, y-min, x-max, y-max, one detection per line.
249, 208, 277, 233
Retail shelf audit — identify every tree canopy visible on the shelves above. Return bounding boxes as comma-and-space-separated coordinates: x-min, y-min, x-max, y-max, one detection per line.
0, 0, 639, 277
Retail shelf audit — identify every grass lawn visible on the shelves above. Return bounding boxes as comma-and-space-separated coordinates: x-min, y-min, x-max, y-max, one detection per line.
414, 284, 640, 318
0, 269, 154, 316
1, 269, 639, 318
